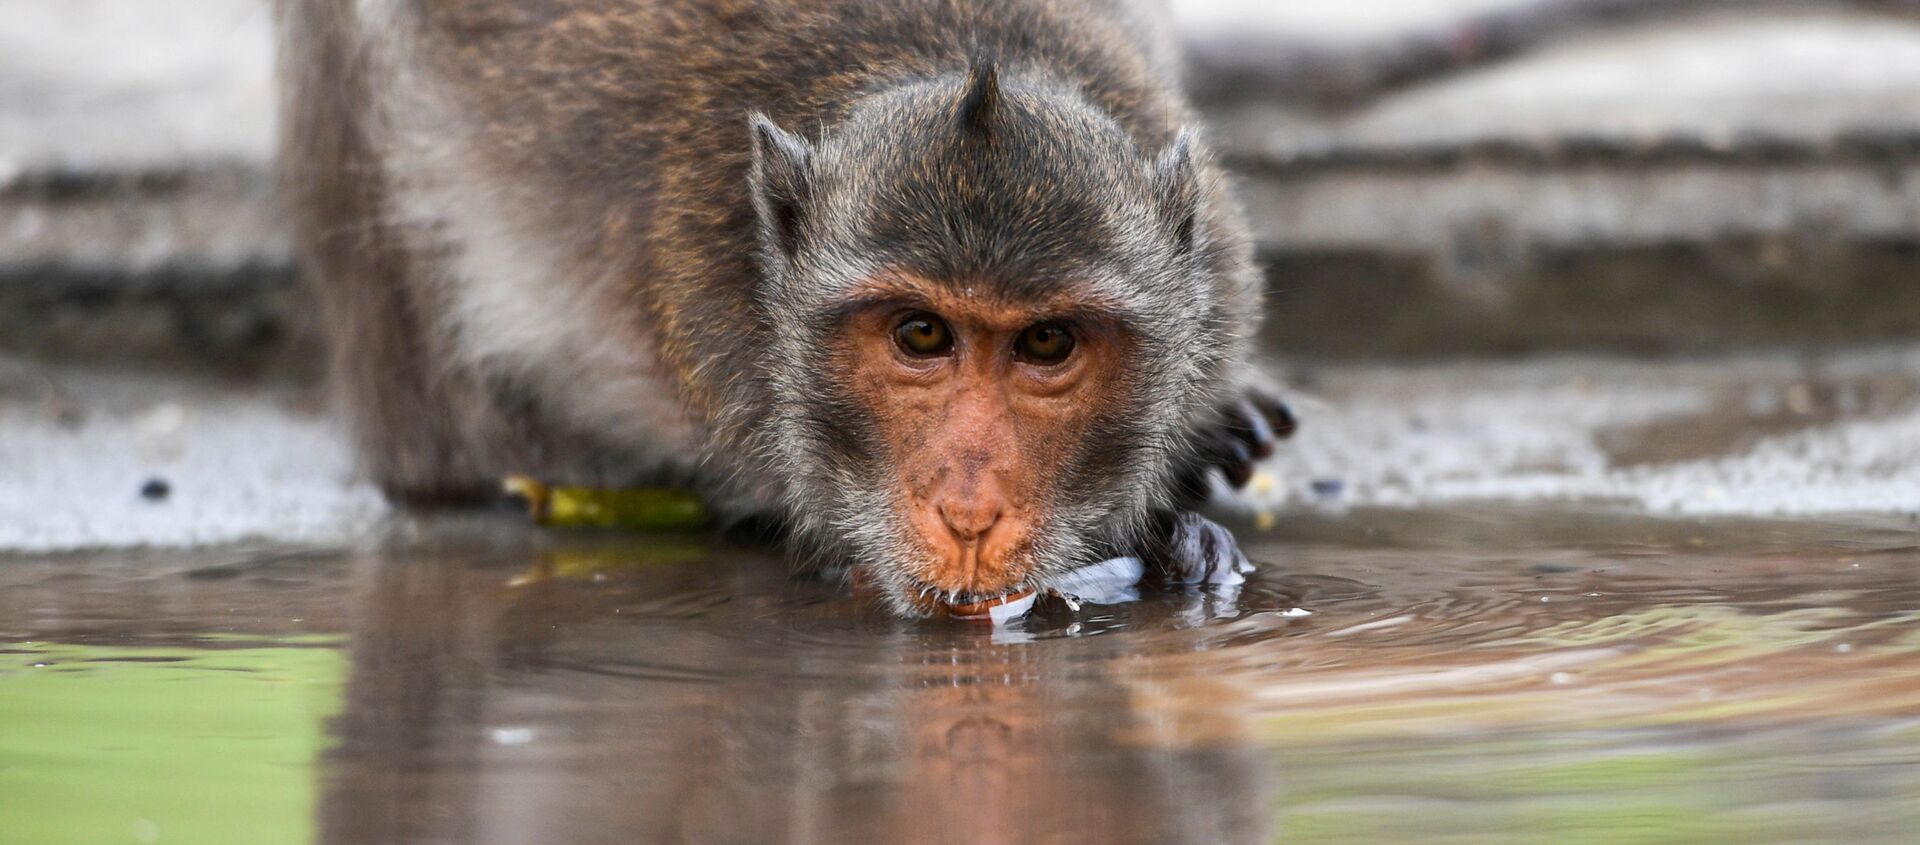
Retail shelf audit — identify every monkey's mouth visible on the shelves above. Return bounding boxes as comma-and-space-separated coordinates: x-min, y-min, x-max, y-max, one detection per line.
900, 577, 1036, 618
905, 579, 1027, 605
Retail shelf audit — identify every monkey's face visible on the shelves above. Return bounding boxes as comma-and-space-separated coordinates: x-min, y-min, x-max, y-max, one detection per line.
832, 278, 1136, 609
774, 265, 1189, 615
746, 65, 1250, 613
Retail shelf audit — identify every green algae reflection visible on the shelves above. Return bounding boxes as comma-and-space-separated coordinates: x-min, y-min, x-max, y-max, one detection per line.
0, 637, 346, 845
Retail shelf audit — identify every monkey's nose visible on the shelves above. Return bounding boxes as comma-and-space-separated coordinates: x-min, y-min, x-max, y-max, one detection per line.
937, 499, 1002, 544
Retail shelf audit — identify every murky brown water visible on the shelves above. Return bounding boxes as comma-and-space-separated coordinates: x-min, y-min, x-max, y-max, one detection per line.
4, 507, 1919, 844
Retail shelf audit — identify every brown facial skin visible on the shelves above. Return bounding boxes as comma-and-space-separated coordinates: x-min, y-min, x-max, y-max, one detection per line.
837, 275, 1130, 611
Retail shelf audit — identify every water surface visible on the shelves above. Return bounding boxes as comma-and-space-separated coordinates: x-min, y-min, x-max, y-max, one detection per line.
2, 508, 1917, 843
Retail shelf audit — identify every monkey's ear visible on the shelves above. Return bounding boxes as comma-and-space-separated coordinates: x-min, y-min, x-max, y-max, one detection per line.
748, 112, 816, 261
1153, 130, 1203, 255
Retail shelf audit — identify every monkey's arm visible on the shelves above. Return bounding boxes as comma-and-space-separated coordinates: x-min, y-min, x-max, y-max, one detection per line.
1145, 380, 1297, 591
1171, 383, 1298, 507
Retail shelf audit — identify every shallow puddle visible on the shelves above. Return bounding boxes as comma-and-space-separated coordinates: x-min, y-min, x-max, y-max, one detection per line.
2, 508, 1917, 844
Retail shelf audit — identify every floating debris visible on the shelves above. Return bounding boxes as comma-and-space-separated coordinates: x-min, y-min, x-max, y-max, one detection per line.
1048, 556, 1146, 606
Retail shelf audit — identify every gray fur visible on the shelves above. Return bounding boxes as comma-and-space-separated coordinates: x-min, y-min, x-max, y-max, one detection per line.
278, 0, 1265, 613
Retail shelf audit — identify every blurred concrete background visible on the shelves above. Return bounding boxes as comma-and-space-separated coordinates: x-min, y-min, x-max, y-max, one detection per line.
5, 0, 1919, 550
1187, 0, 1920, 355
9, 0, 1920, 367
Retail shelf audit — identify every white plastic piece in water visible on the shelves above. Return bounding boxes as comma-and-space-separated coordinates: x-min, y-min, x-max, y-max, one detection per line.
1050, 555, 1146, 605
1279, 607, 1313, 618
987, 590, 1038, 626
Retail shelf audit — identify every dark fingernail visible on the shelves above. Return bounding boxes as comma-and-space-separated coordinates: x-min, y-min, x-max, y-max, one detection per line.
1220, 439, 1254, 487
1265, 400, 1298, 438
1236, 399, 1275, 457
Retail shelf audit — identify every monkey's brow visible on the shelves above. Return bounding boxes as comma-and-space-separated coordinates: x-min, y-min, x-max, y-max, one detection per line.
826, 292, 1138, 326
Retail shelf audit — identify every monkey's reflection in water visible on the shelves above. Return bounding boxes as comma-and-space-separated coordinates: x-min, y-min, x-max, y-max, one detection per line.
318, 538, 1269, 844
881, 645, 1268, 844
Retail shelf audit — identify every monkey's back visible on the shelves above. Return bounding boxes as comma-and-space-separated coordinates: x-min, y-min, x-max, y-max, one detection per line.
279, 0, 1197, 499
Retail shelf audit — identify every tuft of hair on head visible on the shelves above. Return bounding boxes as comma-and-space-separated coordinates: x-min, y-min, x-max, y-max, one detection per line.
955, 57, 1001, 137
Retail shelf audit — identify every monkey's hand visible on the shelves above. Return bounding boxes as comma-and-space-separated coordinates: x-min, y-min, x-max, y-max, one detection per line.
1173, 384, 1297, 506
1152, 510, 1252, 586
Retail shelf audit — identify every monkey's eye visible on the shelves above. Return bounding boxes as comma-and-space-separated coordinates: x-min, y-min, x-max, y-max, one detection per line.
1015, 322, 1075, 365
894, 313, 954, 357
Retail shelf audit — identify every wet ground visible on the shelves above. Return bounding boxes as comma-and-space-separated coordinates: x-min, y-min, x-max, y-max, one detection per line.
4, 507, 1917, 844
13, 346, 1920, 553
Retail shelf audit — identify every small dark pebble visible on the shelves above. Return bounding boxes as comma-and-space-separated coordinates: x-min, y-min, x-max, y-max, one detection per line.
140, 477, 171, 501
1309, 478, 1345, 497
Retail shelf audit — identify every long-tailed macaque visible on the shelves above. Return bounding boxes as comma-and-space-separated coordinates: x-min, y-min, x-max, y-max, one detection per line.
277, 0, 1294, 615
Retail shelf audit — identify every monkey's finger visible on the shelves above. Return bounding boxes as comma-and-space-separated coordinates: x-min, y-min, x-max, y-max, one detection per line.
1222, 398, 1276, 459
1200, 430, 1255, 488
1249, 390, 1299, 439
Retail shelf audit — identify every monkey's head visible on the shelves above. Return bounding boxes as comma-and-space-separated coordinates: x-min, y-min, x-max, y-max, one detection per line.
747, 62, 1248, 614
